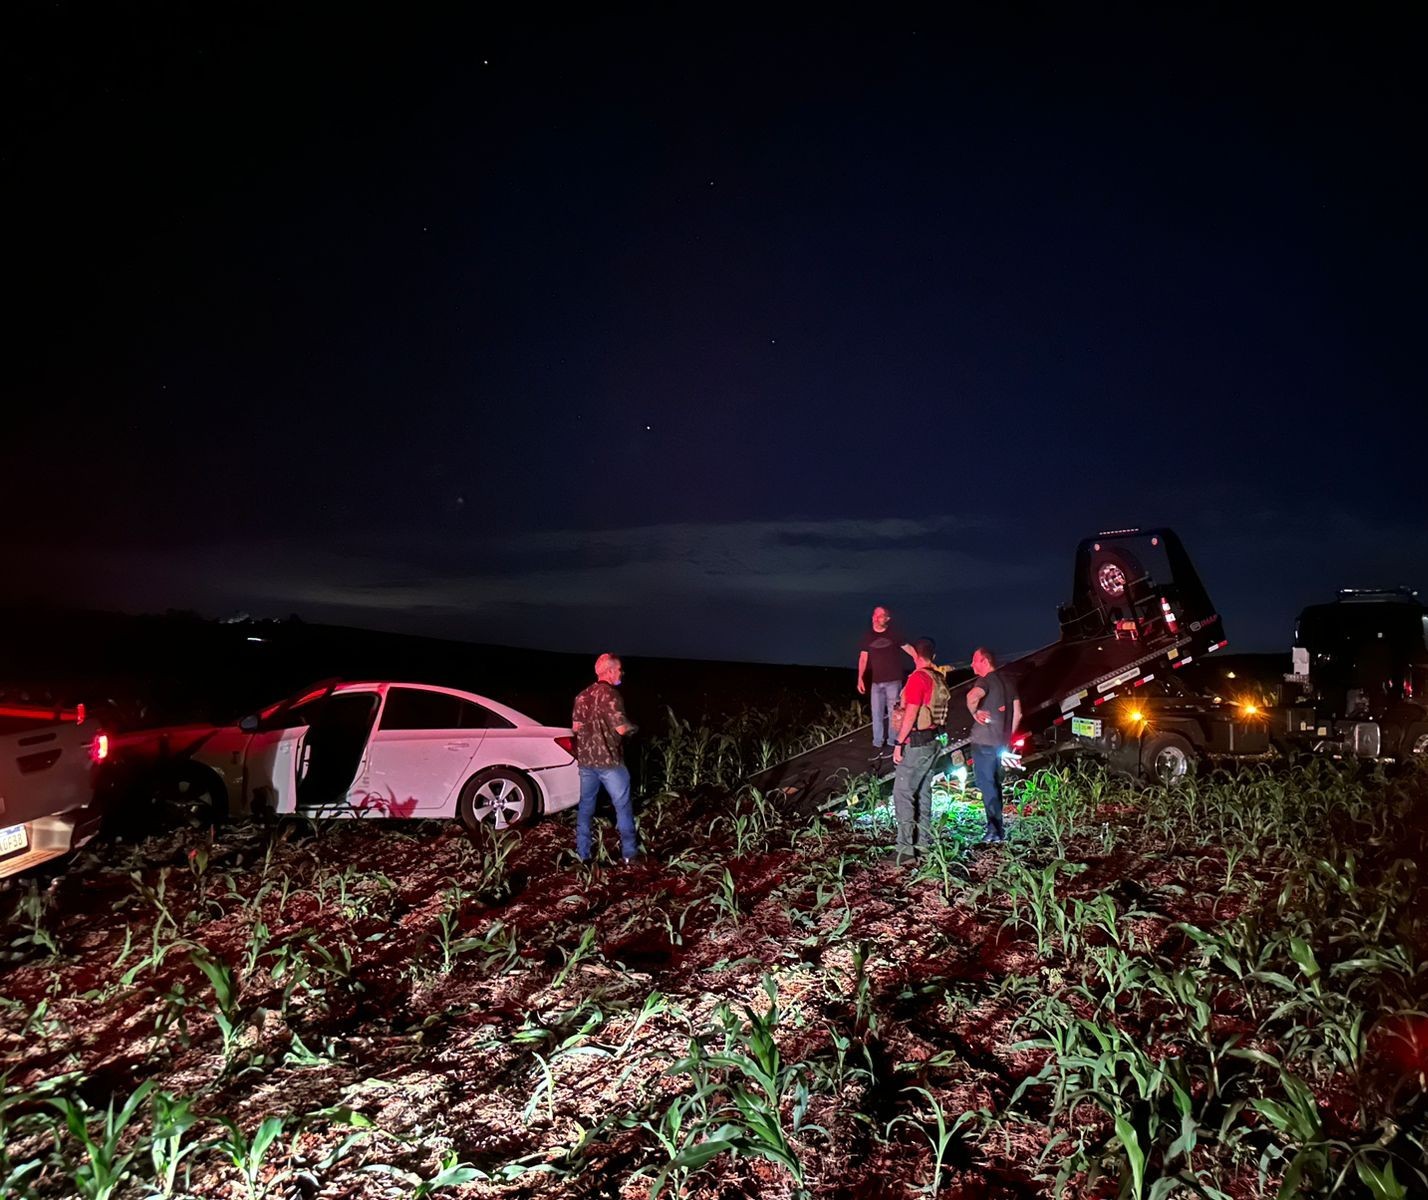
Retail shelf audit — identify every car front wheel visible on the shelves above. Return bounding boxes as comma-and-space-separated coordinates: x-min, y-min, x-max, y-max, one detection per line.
137, 766, 228, 830
457, 768, 539, 833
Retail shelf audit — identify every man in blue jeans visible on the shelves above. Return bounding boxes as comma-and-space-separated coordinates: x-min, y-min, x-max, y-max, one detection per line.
857, 605, 915, 763
572, 653, 641, 865
966, 647, 1022, 843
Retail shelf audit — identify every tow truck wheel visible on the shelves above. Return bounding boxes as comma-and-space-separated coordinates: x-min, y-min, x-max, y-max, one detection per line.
458, 768, 538, 833
1405, 724, 1428, 760
1141, 731, 1194, 785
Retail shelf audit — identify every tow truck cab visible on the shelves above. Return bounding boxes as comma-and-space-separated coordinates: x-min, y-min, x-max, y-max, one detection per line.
1281, 588, 1428, 760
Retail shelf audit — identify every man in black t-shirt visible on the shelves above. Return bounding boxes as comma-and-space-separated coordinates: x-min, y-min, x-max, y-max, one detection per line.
966, 647, 1022, 843
857, 605, 915, 759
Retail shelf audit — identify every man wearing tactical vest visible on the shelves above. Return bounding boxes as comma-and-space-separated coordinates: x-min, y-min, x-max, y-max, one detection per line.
889, 637, 951, 862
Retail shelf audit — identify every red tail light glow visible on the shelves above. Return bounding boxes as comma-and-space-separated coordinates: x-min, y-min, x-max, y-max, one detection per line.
0, 703, 85, 722
555, 735, 576, 757
91, 733, 109, 762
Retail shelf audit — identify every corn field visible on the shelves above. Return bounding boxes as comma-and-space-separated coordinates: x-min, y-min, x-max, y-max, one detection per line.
2, 715, 1425, 1198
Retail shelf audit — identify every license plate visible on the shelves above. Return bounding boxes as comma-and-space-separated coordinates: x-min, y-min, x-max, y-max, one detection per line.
1071, 717, 1102, 739
0, 824, 28, 855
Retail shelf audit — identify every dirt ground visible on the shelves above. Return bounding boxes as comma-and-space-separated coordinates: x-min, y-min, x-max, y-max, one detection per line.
3, 764, 1425, 1199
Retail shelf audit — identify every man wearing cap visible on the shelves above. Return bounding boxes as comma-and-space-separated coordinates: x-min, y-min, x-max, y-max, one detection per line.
571, 653, 641, 866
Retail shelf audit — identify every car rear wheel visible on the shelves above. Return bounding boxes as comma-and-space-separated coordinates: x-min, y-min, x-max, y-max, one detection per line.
458, 768, 539, 833
1141, 731, 1194, 785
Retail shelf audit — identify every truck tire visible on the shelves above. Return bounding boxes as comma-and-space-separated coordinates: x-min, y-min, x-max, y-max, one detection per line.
1089, 547, 1146, 605
1141, 731, 1194, 784
1404, 724, 1428, 760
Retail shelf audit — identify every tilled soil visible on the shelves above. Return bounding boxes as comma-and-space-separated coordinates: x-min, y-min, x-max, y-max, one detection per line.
2, 776, 1423, 1199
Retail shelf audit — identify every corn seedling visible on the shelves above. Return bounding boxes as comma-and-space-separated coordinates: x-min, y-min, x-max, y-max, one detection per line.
552, 924, 601, 988
5, 882, 61, 959
191, 952, 246, 1060
47, 1080, 155, 1200
211, 1114, 290, 1200
146, 1090, 203, 1198
886, 1086, 975, 1197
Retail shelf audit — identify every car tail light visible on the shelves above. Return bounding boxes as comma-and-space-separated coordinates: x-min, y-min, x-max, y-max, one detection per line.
91, 733, 109, 762
555, 735, 576, 757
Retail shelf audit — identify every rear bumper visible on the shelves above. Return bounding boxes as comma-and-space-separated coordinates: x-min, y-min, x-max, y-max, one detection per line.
534, 763, 581, 816
0, 806, 102, 878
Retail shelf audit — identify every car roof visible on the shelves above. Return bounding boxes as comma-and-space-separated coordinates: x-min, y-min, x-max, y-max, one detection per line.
321, 681, 537, 728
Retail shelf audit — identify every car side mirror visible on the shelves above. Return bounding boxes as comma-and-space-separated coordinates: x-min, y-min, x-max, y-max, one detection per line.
239, 714, 259, 732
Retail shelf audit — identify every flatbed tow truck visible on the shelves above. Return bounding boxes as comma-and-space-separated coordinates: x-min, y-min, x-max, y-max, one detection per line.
752, 528, 1427, 802
752, 528, 1255, 799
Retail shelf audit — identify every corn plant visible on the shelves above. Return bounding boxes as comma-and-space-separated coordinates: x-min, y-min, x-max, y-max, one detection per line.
211, 1114, 291, 1200
804, 1025, 875, 1096
911, 832, 968, 899
146, 1090, 203, 1198
552, 924, 601, 988
1000, 858, 1085, 958
626, 1061, 721, 1199
851, 940, 878, 1035
709, 868, 741, 925
886, 1086, 975, 1198
649, 977, 809, 1194
47, 1080, 155, 1200
456, 824, 520, 900
2, 1074, 68, 1198
4, 882, 61, 960
191, 952, 245, 1060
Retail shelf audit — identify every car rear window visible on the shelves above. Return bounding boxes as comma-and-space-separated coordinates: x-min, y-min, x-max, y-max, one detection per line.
458, 699, 515, 730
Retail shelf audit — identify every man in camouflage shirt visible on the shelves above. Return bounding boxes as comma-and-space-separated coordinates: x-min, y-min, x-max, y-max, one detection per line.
572, 653, 641, 865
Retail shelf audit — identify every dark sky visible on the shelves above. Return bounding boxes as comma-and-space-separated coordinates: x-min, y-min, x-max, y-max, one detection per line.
8, 8, 1426, 666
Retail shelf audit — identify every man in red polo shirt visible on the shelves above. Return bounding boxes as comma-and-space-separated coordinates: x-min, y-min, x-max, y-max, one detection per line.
889, 638, 947, 862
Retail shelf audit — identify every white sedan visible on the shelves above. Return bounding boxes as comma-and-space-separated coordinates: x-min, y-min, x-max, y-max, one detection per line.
110, 681, 579, 832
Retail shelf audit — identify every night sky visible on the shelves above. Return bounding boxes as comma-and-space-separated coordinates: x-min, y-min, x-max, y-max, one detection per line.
9, 9, 1426, 667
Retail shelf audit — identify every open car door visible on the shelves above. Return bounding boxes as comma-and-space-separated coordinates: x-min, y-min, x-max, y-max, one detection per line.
242, 679, 342, 817
244, 726, 307, 816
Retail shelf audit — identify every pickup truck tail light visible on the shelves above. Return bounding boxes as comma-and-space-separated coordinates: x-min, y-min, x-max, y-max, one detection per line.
555, 735, 576, 757
91, 733, 110, 762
